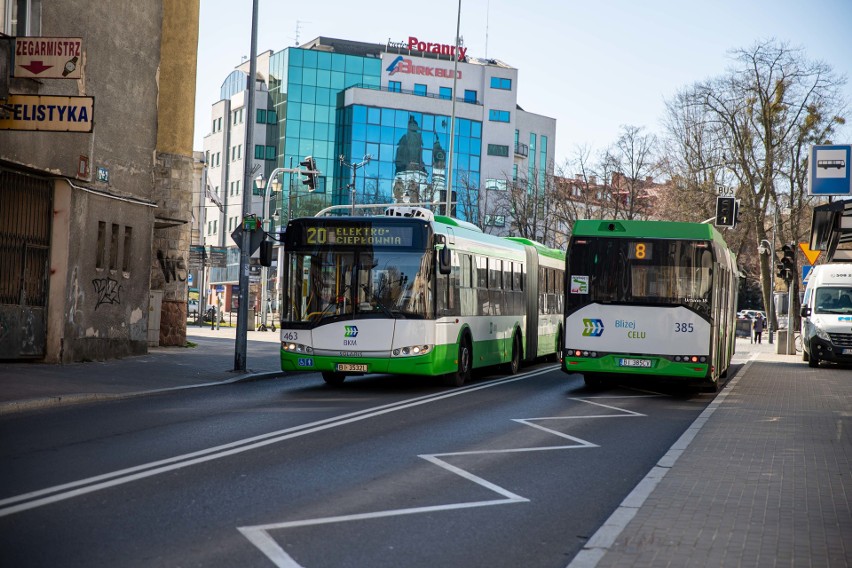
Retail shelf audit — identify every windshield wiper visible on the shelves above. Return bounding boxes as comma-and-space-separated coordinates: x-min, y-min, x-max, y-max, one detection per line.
361, 284, 397, 318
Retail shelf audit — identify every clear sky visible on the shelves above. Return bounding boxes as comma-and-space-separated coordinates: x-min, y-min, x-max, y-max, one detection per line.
194, 0, 852, 165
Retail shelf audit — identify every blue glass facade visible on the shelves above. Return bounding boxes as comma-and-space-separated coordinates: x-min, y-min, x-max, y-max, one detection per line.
268, 46, 482, 221
336, 105, 481, 217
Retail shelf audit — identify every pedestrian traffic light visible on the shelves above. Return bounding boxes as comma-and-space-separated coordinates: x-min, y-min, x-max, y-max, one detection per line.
715, 196, 736, 228
300, 156, 317, 191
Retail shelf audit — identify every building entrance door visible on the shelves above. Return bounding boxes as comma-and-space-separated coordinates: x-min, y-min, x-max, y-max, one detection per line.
0, 169, 52, 359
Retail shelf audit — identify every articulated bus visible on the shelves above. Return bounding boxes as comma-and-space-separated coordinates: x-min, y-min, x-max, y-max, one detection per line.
278, 206, 565, 386
562, 220, 738, 391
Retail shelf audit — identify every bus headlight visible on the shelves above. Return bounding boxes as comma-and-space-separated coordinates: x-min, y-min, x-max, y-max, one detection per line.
282, 342, 313, 354
392, 345, 432, 357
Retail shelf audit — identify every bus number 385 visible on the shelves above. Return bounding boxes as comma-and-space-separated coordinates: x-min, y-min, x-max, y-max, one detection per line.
675, 322, 694, 333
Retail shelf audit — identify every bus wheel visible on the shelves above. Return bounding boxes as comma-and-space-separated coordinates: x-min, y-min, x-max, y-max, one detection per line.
504, 334, 521, 375
549, 332, 563, 363
444, 336, 472, 387
322, 372, 346, 386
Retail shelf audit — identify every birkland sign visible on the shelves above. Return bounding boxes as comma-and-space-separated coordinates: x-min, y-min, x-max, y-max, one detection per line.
387, 36, 467, 61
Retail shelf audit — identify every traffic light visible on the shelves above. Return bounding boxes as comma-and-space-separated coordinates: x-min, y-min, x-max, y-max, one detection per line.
715, 196, 736, 228
300, 156, 317, 191
780, 243, 796, 281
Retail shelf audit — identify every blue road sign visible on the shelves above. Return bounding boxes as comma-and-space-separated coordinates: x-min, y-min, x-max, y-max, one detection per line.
802, 265, 813, 286
808, 145, 851, 196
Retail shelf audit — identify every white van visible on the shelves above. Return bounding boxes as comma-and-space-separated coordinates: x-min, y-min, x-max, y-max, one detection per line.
800, 263, 852, 367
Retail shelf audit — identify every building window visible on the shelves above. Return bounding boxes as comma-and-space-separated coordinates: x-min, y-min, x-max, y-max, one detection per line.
489, 109, 510, 122
485, 179, 508, 191
266, 110, 277, 124
255, 145, 265, 159
257, 109, 267, 123
96, 221, 106, 269
484, 214, 506, 227
414, 84, 427, 96
265, 146, 276, 160
109, 224, 120, 270
389, 81, 401, 93
439, 86, 452, 100
464, 90, 477, 103
2, 0, 41, 35
490, 77, 512, 90
487, 144, 509, 157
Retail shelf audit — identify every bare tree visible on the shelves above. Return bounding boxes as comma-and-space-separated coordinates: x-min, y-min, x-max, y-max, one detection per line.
662, 39, 848, 328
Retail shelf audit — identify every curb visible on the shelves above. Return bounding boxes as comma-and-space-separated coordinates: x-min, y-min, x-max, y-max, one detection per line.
0, 371, 285, 416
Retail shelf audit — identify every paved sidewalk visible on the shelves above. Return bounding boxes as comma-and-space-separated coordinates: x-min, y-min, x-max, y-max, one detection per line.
0, 325, 284, 415
571, 337, 852, 567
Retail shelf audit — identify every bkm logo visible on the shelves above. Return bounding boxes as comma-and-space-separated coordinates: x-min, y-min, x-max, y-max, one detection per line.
344, 326, 359, 338
582, 319, 604, 337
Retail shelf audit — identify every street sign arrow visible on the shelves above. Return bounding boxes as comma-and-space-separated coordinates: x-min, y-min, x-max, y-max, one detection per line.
798, 242, 821, 265
21, 61, 53, 75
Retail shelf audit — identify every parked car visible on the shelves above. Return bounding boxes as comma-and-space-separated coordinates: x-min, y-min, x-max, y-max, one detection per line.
737, 309, 766, 321
188, 299, 199, 318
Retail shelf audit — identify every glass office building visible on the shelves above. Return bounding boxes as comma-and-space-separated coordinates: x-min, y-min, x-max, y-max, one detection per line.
207, 35, 555, 231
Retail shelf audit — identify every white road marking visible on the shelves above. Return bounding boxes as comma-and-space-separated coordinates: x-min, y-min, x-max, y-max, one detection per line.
237, 393, 648, 567
0, 367, 555, 518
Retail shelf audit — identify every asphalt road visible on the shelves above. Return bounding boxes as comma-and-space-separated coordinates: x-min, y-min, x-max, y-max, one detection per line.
0, 363, 733, 567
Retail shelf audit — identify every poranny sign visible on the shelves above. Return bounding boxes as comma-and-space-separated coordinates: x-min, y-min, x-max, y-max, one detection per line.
0, 95, 94, 132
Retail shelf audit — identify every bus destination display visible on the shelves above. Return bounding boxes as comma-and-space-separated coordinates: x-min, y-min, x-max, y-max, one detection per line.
305, 225, 414, 247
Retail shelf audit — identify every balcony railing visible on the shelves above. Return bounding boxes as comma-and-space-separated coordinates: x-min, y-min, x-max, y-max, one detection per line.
345, 83, 482, 106
514, 143, 529, 157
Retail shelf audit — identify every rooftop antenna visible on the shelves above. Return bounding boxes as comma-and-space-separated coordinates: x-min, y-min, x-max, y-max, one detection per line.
293, 20, 309, 46
485, 0, 489, 58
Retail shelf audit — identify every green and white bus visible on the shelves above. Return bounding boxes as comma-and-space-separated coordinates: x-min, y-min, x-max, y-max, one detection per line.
278, 206, 565, 386
562, 220, 738, 391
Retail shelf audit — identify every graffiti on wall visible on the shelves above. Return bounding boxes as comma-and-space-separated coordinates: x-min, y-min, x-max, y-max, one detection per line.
93, 277, 121, 309
157, 250, 187, 284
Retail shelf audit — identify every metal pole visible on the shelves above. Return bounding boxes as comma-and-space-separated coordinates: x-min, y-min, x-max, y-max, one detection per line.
786, 251, 794, 355
768, 207, 777, 344
351, 164, 357, 214
445, 0, 462, 216
235, 0, 259, 370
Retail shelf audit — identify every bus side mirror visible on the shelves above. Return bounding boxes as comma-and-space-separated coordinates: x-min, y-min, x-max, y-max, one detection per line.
435, 235, 451, 275
800, 306, 811, 318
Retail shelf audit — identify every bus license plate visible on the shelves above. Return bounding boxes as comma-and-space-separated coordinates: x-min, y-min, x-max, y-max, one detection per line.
336, 363, 368, 372
618, 358, 651, 368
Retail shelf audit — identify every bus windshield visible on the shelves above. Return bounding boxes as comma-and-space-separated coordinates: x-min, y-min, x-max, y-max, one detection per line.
284, 249, 433, 323
566, 237, 714, 317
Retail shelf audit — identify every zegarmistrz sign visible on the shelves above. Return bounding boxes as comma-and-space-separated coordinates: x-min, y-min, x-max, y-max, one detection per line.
0, 95, 94, 132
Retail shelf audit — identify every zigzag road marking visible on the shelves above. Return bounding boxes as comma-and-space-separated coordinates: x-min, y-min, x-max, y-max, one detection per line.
238, 395, 651, 568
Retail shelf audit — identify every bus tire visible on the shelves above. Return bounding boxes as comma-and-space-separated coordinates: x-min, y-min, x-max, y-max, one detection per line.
548, 331, 564, 363
504, 333, 521, 375
444, 336, 472, 387
322, 372, 346, 386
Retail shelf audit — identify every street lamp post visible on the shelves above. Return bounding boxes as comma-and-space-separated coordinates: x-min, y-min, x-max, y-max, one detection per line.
256, 167, 285, 331
339, 154, 371, 213
255, 164, 316, 331
235, 0, 260, 371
